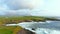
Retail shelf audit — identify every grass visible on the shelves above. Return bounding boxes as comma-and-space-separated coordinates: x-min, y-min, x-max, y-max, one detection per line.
0, 26, 14, 34
0, 26, 23, 34
0, 28, 12, 34
0, 16, 59, 24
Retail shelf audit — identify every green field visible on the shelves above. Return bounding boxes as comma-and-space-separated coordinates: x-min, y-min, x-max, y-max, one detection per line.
0, 16, 58, 24
0, 26, 23, 34
0, 27, 13, 34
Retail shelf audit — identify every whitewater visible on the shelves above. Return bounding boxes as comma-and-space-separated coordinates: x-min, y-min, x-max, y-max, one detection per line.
6, 21, 60, 34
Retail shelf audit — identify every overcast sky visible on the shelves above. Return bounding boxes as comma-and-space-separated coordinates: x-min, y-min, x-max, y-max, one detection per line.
0, 0, 60, 17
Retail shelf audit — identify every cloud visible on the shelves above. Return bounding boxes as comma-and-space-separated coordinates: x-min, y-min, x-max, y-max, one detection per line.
31, 10, 60, 17
0, 0, 60, 17
0, 9, 31, 16
0, 0, 44, 16
0, 4, 9, 10
31, 0, 60, 17
2, 0, 44, 10
0, 0, 9, 10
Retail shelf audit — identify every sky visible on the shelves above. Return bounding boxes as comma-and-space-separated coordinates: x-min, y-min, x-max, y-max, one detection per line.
0, 0, 60, 17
